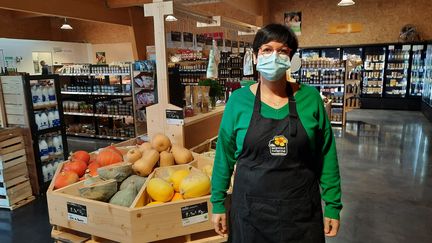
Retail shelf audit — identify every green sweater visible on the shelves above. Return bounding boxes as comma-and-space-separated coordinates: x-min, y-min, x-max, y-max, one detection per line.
210, 84, 342, 220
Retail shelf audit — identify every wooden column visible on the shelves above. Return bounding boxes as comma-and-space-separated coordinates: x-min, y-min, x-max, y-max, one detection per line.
144, 0, 184, 145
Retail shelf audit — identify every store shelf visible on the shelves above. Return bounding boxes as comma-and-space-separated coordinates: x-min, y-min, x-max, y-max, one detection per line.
308, 83, 345, 87
331, 121, 343, 125
33, 103, 58, 110
90, 73, 130, 76
181, 82, 199, 86
64, 112, 133, 119
36, 126, 62, 135
332, 103, 344, 106
67, 132, 131, 141
136, 103, 154, 110
61, 91, 92, 95
386, 68, 406, 71
364, 85, 383, 87
92, 92, 131, 96
41, 153, 65, 163
94, 114, 133, 119
64, 112, 94, 117
364, 69, 384, 71
59, 73, 90, 76
61, 91, 131, 96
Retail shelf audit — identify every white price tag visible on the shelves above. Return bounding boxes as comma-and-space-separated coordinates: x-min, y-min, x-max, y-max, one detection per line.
67, 202, 88, 224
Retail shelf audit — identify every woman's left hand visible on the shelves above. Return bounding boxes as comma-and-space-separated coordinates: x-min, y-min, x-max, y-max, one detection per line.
324, 217, 340, 237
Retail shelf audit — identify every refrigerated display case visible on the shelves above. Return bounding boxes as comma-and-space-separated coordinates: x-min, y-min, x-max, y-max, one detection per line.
322, 48, 341, 59
423, 45, 432, 106
410, 45, 427, 97
343, 47, 363, 61
384, 45, 411, 97
362, 46, 386, 97
22, 75, 69, 191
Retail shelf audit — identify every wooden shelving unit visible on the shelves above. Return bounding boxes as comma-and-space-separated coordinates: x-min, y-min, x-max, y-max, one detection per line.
344, 59, 363, 125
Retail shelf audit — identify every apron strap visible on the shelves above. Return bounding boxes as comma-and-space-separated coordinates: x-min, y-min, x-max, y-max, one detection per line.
286, 83, 298, 137
254, 82, 299, 137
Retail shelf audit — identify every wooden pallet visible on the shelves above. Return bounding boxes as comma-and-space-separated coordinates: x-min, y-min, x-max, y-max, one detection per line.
0, 127, 37, 209
51, 226, 227, 243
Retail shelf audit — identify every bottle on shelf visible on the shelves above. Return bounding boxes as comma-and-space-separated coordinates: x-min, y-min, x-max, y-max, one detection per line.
39, 136, 49, 161
53, 135, 63, 156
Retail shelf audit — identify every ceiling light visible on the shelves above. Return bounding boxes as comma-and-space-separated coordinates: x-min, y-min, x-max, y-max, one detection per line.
61, 18, 73, 30
165, 15, 178, 22
338, 0, 355, 6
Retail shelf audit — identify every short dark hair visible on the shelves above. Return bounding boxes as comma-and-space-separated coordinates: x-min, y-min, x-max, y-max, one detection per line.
252, 24, 298, 58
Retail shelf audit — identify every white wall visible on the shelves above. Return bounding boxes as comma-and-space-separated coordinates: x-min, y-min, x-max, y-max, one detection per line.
91, 42, 134, 63
0, 39, 135, 74
0, 38, 92, 74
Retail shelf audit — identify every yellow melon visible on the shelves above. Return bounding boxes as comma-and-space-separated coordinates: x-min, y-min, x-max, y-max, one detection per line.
147, 178, 174, 202
180, 171, 211, 199
170, 169, 191, 192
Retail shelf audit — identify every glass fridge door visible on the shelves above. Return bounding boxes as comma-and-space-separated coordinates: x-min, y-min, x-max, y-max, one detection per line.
423, 45, 432, 106
384, 44, 410, 98
410, 45, 426, 96
362, 46, 386, 97
301, 49, 320, 59
322, 48, 341, 60
342, 47, 363, 60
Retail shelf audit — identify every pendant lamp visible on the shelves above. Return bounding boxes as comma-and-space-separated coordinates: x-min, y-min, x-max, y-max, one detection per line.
60, 18, 73, 30
165, 15, 178, 22
338, 0, 355, 6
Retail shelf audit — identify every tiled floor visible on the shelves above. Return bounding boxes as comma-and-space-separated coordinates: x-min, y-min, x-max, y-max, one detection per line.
1, 109, 431, 243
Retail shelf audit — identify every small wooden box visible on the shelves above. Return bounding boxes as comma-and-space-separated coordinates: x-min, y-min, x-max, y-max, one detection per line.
0, 128, 36, 209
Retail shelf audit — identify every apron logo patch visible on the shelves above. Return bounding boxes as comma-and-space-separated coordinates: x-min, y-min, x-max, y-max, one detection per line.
268, 135, 288, 156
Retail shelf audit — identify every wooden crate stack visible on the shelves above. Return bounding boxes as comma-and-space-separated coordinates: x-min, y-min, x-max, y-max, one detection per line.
0, 127, 38, 210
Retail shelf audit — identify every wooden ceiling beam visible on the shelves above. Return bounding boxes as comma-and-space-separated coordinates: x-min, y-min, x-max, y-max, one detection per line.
12, 11, 46, 19
0, 0, 131, 26
106, 0, 153, 9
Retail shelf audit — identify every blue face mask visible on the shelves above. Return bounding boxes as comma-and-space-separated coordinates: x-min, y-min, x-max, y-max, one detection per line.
256, 52, 291, 81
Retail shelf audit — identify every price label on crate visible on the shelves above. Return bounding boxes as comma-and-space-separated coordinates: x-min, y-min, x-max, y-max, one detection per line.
181, 202, 209, 226
166, 109, 184, 125
67, 202, 88, 224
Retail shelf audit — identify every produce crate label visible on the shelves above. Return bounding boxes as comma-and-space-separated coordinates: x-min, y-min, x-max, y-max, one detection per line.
181, 202, 209, 226
166, 110, 184, 125
67, 202, 88, 224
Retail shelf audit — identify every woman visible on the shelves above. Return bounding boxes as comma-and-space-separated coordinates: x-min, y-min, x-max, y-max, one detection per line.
211, 24, 342, 242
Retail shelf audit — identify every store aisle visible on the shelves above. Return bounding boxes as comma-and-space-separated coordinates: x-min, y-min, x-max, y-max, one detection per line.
329, 109, 432, 243
0, 110, 430, 243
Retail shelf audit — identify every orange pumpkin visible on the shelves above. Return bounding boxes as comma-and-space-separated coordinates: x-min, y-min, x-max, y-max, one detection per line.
62, 160, 88, 177
70, 151, 90, 164
87, 161, 101, 176
96, 149, 123, 167
106, 145, 123, 157
54, 171, 79, 189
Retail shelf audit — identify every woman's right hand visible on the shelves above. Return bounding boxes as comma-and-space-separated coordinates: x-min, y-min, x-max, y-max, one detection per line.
212, 213, 228, 237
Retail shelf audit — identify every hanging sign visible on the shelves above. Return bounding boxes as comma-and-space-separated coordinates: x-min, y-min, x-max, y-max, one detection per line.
183, 32, 194, 48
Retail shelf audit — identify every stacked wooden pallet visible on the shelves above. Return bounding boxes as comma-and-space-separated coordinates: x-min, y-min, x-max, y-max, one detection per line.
0, 127, 37, 210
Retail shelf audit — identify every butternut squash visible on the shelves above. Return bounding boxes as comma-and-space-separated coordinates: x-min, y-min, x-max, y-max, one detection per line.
151, 134, 172, 152
139, 142, 152, 152
125, 148, 142, 163
132, 149, 159, 176
171, 145, 194, 164
159, 151, 175, 167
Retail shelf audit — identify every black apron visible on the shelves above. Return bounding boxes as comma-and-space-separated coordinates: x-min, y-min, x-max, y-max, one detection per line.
228, 82, 324, 243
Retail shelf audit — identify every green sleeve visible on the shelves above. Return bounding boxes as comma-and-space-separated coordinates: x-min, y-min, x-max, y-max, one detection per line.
210, 99, 237, 214
317, 98, 343, 220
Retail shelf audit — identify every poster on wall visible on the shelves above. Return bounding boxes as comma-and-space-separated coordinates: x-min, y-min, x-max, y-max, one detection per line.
224, 40, 232, 52
284, 12, 302, 36
183, 32, 194, 49
96, 52, 106, 64
166, 31, 182, 48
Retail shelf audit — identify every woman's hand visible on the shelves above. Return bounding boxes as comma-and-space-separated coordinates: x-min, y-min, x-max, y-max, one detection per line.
212, 213, 228, 237
324, 217, 340, 237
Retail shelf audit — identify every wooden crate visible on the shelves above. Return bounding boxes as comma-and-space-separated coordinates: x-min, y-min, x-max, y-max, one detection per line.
47, 143, 224, 243
0, 127, 36, 209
